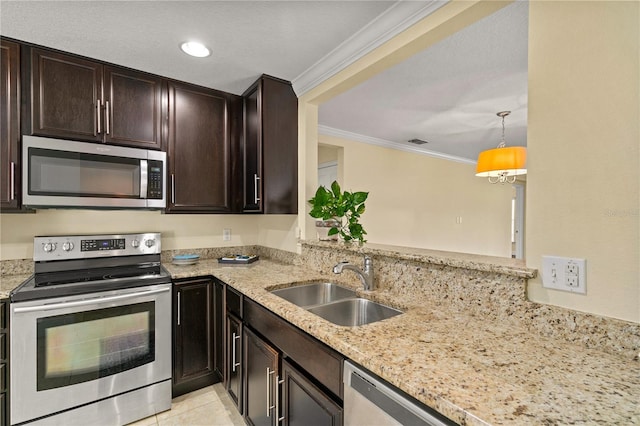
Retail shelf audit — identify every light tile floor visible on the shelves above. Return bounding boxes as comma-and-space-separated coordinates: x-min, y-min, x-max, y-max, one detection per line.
128, 384, 245, 426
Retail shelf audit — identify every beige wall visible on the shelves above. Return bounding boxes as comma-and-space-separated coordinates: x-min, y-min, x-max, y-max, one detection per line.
0, 211, 298, 260
299, 1, 639, 323
318, 145, 338, 164
526, 1, 639, 322
320, 134, 513, 257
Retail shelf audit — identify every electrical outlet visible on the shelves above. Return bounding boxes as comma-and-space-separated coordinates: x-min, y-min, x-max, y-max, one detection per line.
223, 228, 231, 241
542, 256, 586, 294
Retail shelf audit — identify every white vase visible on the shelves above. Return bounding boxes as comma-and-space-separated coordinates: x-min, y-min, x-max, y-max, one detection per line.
315, 219, 341, 241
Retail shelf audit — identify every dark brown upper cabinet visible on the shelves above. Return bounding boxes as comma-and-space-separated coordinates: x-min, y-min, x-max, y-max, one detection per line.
1, 39, 21, 211
242, 75, 298, 214
25, 47, 164, 149
166, 81, 242, 213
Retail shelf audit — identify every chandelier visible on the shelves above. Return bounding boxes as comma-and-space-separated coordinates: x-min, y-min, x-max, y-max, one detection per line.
475, 111, 527, 184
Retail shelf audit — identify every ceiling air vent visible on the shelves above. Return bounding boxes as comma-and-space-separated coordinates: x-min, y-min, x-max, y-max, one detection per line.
407, 138, 429, 145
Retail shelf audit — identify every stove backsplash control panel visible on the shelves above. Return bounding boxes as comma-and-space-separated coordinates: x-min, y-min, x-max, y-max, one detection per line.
33, 232, 162, 261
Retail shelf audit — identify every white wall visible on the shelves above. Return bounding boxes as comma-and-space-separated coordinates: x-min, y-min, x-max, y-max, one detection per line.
320, 134, 513, 257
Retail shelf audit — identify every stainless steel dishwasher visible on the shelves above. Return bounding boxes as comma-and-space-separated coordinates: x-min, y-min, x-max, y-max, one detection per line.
343, 361, 455, 426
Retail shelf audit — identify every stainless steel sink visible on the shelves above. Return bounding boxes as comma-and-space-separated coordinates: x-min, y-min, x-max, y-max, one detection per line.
270, 282, 403, 326
307, 298, 403, 327
270, 282, 357, 308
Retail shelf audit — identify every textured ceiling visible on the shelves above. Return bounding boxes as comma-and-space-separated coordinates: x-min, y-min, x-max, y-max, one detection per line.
0, 1, 528, 162
0, 0, 396, 95
319, 1, 529, 162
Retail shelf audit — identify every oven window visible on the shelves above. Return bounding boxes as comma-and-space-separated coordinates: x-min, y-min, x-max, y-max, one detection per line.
36, 302, 155, 391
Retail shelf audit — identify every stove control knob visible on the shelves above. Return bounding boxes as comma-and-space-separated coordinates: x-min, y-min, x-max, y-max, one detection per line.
62, 242, 74, 252
145, 239, 156, 248
131, 239, 140, 248
43, 242, 57, 253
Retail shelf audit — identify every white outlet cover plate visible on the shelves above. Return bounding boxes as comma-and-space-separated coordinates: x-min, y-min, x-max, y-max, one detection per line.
542, 255, 586, 294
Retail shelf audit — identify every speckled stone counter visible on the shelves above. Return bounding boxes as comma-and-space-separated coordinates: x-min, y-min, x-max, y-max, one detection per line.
0, 259, 32, 299
165, 256, 640, 425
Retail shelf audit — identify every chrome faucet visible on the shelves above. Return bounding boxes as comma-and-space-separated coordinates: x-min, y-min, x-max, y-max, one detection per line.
333, 256, 374, 291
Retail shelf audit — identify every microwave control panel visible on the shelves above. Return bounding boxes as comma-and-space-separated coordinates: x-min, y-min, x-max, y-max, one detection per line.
147, 160, 164, 199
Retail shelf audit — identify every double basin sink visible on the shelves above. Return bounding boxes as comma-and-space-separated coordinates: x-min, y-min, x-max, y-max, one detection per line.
270, 282, 402, 326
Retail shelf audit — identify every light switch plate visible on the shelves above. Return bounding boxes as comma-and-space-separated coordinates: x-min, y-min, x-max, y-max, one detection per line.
542, 256, 586, 294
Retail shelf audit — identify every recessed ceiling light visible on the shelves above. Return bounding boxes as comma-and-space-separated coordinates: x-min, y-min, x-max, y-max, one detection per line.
180, 41, 211, 58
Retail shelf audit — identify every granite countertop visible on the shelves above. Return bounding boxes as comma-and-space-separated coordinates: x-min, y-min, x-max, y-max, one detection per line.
303, 239, 538, 278
166, 258, 640, 425
0, 273, 30, 299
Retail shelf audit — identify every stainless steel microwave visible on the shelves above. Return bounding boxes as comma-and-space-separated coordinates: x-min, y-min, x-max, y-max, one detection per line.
22, 135, 166, 209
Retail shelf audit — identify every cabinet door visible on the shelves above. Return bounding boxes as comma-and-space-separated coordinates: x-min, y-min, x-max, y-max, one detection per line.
1, 39, 20, 210
281, 359, 342, 426
213, 279, 224, 379
242, 75, 298, 214
260, 76, 298, 214
173, 279, 217, 397
226, 314, 243, 412
103, 66, 164, 149
167, 82, 233, 212
244, 327, 279, 426
29, 48, 103, 142
1, 299, 8, 426
243, 84, 261, 211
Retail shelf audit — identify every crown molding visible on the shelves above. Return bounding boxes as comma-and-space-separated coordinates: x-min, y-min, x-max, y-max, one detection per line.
291, 0, 448, 97
318, 125, 476, 165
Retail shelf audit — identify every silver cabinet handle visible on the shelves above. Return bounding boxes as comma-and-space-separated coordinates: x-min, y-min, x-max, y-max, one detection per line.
96, 100, 102, 134
266, 367, 275, 417
232, 333, 241, 372
254, 174, 261, 204
9, 162, 15, 200
177, 291, 181, 326
276, 376, 284, 423
171, 174, 175, 204
105, 100, 110, 135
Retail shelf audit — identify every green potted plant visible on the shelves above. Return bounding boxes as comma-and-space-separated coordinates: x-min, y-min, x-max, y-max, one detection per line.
308, 180, 369, 243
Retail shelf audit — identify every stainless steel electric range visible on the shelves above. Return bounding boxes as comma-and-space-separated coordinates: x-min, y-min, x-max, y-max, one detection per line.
10, 233, 172, 426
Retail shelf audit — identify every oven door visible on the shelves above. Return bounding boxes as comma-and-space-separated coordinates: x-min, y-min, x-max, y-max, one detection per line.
10, 283, 172, 425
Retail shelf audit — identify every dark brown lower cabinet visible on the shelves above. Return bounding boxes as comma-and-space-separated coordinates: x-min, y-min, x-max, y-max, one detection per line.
173, 278, 223, 397
234, 294, 344, 426
226, 313, 243, 412
1, 299, 8, 426
244, 327, 279, 426
282, 359, 342, 426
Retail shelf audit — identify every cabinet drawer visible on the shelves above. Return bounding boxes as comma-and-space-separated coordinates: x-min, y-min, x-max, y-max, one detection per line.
0, 334, 5, 362
244, 298, 344, 399
0, 301, 5, 330
226, 286, 242, 318
0, 363, 5, 392
1, 392, 5, 426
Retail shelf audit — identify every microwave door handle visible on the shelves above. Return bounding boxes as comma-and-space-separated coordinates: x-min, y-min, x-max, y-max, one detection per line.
140, 159, 148, 199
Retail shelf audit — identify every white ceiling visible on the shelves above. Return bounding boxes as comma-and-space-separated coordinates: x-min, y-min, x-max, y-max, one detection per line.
0, 0, 528, 163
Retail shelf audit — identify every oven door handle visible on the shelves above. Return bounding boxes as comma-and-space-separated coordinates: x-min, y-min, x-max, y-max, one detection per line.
13, 286, 171, 313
